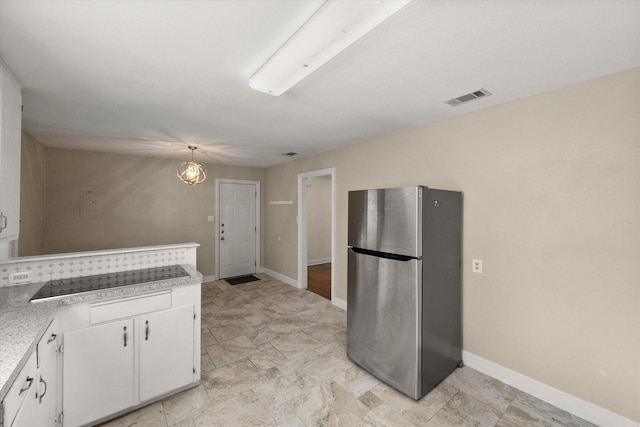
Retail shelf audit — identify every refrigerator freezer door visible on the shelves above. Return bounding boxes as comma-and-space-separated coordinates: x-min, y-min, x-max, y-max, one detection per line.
347, 248, 422, 399
348, 187, 422, 257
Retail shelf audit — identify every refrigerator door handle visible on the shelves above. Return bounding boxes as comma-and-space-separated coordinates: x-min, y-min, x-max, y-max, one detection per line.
349, 246, 417, 261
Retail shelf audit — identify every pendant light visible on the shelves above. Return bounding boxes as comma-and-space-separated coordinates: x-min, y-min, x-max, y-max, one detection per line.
177, 146, 207, 185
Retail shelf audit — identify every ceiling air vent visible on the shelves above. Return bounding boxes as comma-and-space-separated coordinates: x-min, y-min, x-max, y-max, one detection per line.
445, 88, 492, 107
283, 152, 298, 157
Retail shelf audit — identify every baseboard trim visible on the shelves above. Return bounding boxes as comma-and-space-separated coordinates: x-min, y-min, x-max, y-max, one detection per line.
332, 297, 347, 311
462, 351, 639, 427
202, 275, 217, 283
307, 258, 331, 266
263, 268, 300, 289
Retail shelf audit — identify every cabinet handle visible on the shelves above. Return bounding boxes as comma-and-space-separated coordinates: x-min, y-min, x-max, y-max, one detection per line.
39, 376, 48, 403
123, 326, 128, 347
47, 333, 57, 344
145, 320, 150, 341
19, 376, 34, 395
0, 212, 7, 232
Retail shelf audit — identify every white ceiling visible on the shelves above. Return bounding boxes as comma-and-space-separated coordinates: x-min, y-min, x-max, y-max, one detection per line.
1, 1, 639, 168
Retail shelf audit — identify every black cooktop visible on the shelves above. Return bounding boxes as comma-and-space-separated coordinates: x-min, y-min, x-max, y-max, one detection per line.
30, 265, 189, 302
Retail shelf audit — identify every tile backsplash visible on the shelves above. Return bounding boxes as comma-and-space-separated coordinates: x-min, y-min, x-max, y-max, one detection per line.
0, 243, 199, 287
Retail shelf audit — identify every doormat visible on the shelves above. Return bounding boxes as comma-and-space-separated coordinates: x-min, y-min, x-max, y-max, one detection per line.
225, 275, 260, 285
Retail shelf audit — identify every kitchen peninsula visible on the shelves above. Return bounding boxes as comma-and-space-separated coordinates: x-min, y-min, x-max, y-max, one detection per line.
0, 243, 202, 427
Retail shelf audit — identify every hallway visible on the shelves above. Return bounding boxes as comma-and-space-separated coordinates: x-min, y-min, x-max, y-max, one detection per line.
307, 263, 331, 300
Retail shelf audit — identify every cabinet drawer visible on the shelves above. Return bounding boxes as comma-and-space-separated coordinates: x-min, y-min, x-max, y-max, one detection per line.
90, 291, 171, 324
3, 351, 37, 426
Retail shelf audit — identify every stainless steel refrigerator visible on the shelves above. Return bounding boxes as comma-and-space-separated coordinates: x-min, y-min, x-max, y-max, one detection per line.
347, 186, 462, 400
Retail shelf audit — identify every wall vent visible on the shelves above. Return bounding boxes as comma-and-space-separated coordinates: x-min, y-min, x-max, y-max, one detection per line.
445, 88, 492, 107
282, 152, 298, 157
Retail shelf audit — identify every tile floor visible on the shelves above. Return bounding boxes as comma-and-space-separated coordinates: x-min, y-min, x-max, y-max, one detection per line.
101, 274, 596, 427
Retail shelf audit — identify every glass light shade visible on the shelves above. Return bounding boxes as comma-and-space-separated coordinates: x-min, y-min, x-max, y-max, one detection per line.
177, 160, 206, 185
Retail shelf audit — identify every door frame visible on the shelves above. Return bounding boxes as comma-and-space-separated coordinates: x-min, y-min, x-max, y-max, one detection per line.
215, 179, 261, 280
297, 168, 335, 301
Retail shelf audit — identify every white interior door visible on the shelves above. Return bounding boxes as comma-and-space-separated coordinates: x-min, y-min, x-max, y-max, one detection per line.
219, 182, 257, 279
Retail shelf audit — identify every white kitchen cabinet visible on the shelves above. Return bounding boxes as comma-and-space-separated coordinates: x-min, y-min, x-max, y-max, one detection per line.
4, 352, 37, 427
0, 282, 199, 427
9, 381, 37, 427
0, 63, 23, 244
36, 319, 59, 427
4, 319, 59, 427
63, 318, 135, 427
61, 301, 196, 426
139, 305, 195, 402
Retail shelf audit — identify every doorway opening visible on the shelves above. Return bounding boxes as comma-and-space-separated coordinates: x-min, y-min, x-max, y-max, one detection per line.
297, 168, 335, 302
215, 179, 261, 280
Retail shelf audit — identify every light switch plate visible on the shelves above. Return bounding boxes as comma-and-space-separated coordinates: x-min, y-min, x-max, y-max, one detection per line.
207, 216, 214, 222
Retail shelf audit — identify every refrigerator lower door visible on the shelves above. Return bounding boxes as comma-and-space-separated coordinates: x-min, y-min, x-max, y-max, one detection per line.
347, 248, 422, 399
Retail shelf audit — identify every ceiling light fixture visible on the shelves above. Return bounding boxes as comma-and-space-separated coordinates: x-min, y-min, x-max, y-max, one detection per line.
177, 146, 207, 185
249, 0, 411, 96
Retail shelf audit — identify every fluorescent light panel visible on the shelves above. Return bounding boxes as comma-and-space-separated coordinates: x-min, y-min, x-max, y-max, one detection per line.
249, 0, 411, 96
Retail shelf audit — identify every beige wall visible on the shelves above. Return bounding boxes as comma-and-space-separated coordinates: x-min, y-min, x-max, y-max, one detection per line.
306, 176, 331, 263
41, 148, 264, 277
18, 130, 47, 256
263, 68, 640, 421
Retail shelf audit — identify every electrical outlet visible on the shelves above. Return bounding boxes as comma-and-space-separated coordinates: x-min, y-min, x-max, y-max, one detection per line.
472, 259, 483, 274
9, 271, 31, 284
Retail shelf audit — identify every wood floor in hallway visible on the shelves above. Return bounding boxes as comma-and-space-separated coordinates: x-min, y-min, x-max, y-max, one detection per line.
307, 262, 331, 300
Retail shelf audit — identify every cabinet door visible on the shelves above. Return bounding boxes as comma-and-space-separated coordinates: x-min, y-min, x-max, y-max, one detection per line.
37, 319, 58, 427
4, 352, 37, 427
139, 305, 194, 402
63, 319, 134, 427
9, 384, 37, 427
0, 66, 22, 242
